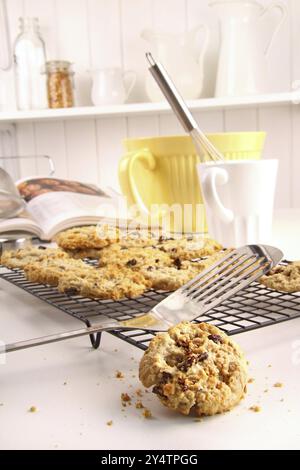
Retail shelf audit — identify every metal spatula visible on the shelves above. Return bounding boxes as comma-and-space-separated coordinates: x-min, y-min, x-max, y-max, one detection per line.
3, 244, 283, 354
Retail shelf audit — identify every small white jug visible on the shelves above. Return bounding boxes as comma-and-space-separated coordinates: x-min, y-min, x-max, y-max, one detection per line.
91, 68, 136, 106
212, 0, 287, 97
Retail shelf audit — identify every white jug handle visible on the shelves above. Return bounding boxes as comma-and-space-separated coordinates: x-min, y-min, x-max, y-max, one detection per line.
261, 2, 288, 57
202, 167, 234, 224
123, 70, 137, 100
192, 24, 210, 64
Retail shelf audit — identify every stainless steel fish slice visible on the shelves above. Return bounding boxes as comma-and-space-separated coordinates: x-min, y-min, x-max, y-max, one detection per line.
3, 244, 283, 353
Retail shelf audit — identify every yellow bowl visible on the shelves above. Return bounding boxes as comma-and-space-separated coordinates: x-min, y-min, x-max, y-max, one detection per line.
206, 132, 266, 160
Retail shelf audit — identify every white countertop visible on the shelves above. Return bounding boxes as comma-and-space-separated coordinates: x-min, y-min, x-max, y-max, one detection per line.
1, 210, 300, 450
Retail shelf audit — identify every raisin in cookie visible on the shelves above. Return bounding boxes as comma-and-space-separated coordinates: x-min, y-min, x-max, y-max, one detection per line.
24, 257, 94, 286
56, 225, 119, 251
260, 262, 300, 293
1, 246, 69, 270
139, 322, 248, 416
157, 236, 222, 260
58, 265, 149, 300
98, 245, 172, 269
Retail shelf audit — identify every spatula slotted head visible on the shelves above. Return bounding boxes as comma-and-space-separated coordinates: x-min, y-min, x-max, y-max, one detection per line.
181, 245, 283, 314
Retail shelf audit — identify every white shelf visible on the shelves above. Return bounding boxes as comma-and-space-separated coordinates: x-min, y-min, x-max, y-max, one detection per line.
0, 91, 299, 124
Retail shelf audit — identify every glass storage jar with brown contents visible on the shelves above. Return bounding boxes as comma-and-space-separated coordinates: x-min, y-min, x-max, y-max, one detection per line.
46, 60, 75, 108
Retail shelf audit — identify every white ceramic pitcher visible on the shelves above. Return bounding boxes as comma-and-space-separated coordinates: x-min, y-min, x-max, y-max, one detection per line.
211, 0, 287, 97
141, 26, 209, 102
91, 68, 136, 106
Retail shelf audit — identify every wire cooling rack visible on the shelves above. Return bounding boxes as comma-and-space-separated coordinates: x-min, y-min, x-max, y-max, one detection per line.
1, 262, 300, 351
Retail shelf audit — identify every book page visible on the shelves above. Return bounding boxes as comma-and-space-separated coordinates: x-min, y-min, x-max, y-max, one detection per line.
16, 177, 127, 239
0, 209, 42, 238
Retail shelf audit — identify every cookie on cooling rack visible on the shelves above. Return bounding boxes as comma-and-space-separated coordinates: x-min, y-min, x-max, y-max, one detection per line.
55, 225, 119, 252
0, 246, 69, 270
62, 248, 104, 259
157, 236, 222, 260
98, 245, 173, 269
118, 230, 160, 248
24, 257, 94, 286
139, 321, 248, 416
58, 265, 149, 300
139, 252, 224, 291
260, 261, 300, 293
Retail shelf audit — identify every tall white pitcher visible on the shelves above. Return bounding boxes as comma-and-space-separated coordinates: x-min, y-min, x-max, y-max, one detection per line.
212, 0, 287, 97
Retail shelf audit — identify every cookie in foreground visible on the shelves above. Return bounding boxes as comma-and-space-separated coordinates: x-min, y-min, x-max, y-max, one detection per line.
139, 322, 248, 416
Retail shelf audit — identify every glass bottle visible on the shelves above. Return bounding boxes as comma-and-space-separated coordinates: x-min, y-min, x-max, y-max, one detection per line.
13, 17, 47, 110
46, 61, 75, 108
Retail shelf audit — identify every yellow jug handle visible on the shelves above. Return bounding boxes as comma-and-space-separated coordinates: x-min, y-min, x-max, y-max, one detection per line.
119, 148, 159, 218
127, 148, 157, 217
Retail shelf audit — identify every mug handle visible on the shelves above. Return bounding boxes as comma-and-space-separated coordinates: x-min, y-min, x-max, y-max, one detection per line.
261, 2, 288, 57
119, 148, 160, 219
201, 167, 234, 224
123, 70, 137, 100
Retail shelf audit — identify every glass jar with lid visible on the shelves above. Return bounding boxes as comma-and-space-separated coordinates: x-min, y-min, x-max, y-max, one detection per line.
46, 60, 75, 108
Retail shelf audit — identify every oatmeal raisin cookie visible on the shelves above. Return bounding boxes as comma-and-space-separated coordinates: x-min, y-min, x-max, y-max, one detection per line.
139, 322, 248, 416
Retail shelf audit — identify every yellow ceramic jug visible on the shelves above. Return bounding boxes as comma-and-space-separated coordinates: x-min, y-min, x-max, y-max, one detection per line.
119, 133, 265, 234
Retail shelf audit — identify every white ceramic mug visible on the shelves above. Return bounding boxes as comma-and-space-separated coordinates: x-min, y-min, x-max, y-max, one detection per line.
197, 159, 278, 247
91, 68, 136, 106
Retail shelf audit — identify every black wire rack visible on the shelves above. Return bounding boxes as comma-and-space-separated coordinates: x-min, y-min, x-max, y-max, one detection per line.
1, 263, 300, 351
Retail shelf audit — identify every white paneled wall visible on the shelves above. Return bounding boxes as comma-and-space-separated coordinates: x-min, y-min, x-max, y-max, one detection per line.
0, 0, 299, 208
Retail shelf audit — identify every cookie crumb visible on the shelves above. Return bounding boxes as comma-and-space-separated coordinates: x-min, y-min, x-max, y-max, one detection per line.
63, 382, 67, 386
106, 420, 113, 426
264, 389, 268, 393
268, 364, 272, 368
115, 371, 124, 379
136, 401, 144, 409
121, 393, 131, 405
194, 418, 203, 422
248, 378, 255, 384
143, 408, 152, 419
114, 349, 118, 352
273, 382, 283, 388
249, 405, 261, 413
28, 406, 37, 413
135, 389, 143, 397
280, 398, 284, 402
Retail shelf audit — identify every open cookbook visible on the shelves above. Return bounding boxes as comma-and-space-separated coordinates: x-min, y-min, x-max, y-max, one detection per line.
0, 176, 128, 240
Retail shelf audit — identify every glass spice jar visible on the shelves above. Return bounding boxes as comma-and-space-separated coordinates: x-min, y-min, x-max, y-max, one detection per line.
46, 60, 75, 108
